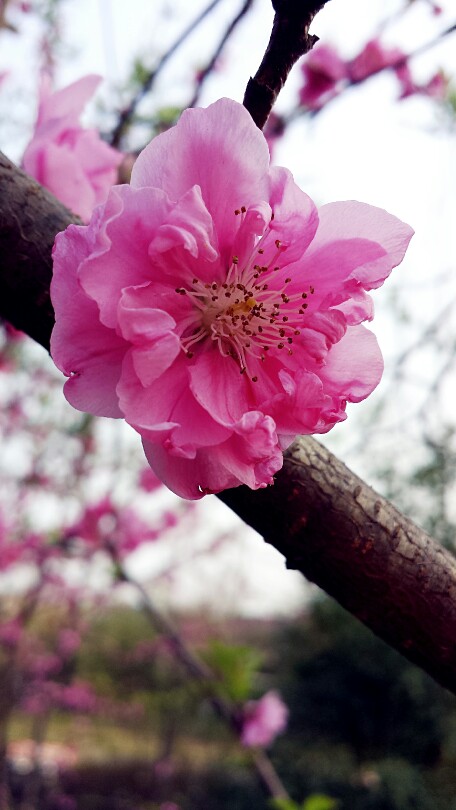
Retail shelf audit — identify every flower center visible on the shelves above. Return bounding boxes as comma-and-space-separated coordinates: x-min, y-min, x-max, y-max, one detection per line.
175, 216, 314, 381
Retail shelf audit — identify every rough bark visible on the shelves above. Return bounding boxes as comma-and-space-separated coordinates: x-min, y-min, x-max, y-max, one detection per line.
220, 439, 456, 693
0, 152, 76, 349
243, 0, 329, 128
1, 152, 456, 694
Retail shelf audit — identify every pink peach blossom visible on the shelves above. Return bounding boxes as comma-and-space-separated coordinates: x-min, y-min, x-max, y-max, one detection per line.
241, 690, 288, 747
348, 39, 406, 83
396, 64, 448, 101
51, 98, 413, 499
22, 74, 122, 221
299, 44, 348, 109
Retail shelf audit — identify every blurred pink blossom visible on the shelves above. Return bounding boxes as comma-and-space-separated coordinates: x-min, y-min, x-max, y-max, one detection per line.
396, 63, 448, 101
22, 74, 122, 221
68, 497, 158, 556
0, 617, 23, 649
348, 38, 406, 82
241, 690, 289, 747
139, 466, 163, 493
51, 98, 413, 499
299, 43, 348, 109
57, 628, 81, 658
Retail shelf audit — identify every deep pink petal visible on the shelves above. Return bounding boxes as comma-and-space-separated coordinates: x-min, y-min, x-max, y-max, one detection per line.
131, 335, 181, 387
116, 352, 185, 435
142, 440, 232, 500
51, 225, 126, 417
189, 350, 250, 425
117, 288, 177, 344
284, 238, 386, 308
142, 411, 282, 499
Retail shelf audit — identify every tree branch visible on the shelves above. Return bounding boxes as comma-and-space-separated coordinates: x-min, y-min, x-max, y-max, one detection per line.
1, 152, 456, 694
189, 0, 254, 110
109, 0, 225, 147
243, 0, 331, 128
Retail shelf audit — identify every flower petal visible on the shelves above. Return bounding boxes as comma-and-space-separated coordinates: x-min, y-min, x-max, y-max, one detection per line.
319, 324, 384, 402
51, 224, 126, 417
309, 201, 414, 288
131, 98, 270, 252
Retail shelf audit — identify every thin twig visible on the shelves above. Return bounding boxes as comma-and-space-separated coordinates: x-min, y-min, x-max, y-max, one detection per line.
189, 0, 254, 109
110, 0, 225, 147
113, 555, 291, 802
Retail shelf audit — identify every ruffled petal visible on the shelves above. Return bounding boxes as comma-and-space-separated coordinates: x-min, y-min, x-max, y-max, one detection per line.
308, 201, 414, 288
51, 224, 126, 417
142, 410, 283, 499
267, 166, 319, 263
79, 185, 173, 328
149, 185, 218, 267
131, 98, 270, 252
319, 324, 384, 402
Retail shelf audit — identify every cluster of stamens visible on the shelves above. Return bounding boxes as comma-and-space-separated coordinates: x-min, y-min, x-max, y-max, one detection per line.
175, 208, 315, 382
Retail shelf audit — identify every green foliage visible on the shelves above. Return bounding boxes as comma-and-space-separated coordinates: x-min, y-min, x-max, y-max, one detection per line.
131, 58, 150, 88
302, 797, 339, 810
270, 794, 338, 810
270, 798, 300, 810
202, 639, 263, 703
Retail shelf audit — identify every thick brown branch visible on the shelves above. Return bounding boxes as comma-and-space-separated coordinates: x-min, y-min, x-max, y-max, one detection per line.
0, 152, 75, 349
220, 439, 456, 694
1, 153, 456, 694
243, 0, 330, 128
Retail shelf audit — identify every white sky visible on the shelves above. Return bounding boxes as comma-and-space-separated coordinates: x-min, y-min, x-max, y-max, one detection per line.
0, 0, 455, 616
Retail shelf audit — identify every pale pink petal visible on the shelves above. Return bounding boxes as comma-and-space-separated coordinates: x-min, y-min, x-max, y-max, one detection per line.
241, 691, 288, 748
79, 185, 173, 328
38, 75, 102, 126
22, 74, 122, 221
149, 185, 219, 266
41, 141, 96, 219
319, 324, 384, 402
267, 166, 319, 262
131, 98, 270, 250
309, 201, 414, 288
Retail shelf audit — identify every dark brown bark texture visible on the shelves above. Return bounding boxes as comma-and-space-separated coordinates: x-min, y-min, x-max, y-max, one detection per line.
0, 152, 76, 349
1, 152, 456, 695
243, 0, 329, 128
